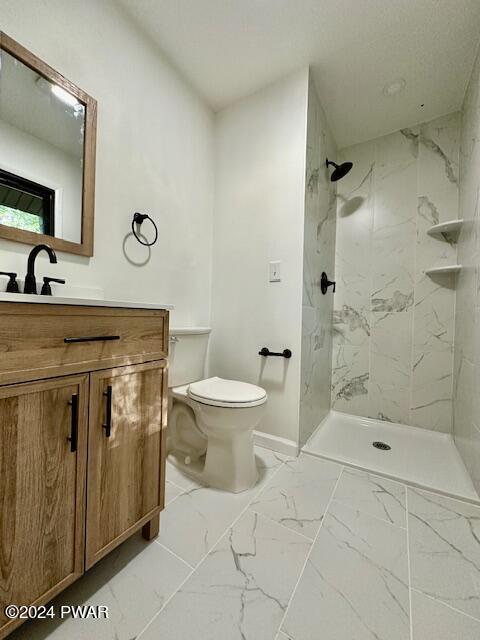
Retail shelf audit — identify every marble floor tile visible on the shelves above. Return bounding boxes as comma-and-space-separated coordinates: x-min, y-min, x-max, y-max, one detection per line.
250, 454, 342, 539
412, 591, 480, 640
165, 480, 184, 505
408, 487, 480, 619
167, 446, 288, 490
282, 500, 409, 640
255, 446, 291, 470
157, 448, 286, 567
166, 456, 202, 490
10, 534, 191, 640
140, 510, 311, 640
333, 467, 406, 527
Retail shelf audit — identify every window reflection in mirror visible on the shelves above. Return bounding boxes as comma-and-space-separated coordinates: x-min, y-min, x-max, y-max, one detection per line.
0, 167, 55, 234
0, 48, 85, 243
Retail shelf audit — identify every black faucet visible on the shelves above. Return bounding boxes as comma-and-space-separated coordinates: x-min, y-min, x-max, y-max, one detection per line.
24, 244, 57, 294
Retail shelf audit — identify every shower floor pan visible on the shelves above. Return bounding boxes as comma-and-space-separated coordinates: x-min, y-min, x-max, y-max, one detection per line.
303, 411, 478, 503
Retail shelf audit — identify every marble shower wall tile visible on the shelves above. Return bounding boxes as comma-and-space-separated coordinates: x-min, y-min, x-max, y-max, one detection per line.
331, 344, 369, 416
473, 310, 480, 423
371, 130, 417, 312
368, 382, 411, 424
300, 304, 331, 446
333, 112, 460, 433
413, 278, 456, 353
453, 355, 474, 472
282, 500, 410, 640
370, 311, 412, 389
414, 192, 456, 354
300, 76, 337, 446
332, 300, 370, 347
333, 140, 374, 348
469, 422, 480, 493
411, 349, 453, 433
453, 45, 480, 496
418, 113, 460, 201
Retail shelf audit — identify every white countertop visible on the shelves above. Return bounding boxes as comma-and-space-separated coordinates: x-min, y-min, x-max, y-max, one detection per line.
0, 291, 173, 311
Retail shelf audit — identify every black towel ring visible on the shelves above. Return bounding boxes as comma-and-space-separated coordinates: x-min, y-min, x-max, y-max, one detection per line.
131, 212, 158, 247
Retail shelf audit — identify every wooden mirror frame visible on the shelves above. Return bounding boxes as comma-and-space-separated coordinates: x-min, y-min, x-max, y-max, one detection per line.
0, 32, 97, 257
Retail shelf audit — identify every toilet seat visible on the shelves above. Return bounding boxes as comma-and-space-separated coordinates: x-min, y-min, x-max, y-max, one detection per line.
188, 376, 267, 408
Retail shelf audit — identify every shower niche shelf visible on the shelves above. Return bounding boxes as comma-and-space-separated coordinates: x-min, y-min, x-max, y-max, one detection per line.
427, 219, 463, 237
425, 265, 462, 276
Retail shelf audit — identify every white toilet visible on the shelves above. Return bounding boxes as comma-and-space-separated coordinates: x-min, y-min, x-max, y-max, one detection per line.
168, 328, 267, 493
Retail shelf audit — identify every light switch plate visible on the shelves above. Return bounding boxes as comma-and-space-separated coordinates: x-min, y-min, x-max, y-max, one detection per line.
269, 261, 281, 282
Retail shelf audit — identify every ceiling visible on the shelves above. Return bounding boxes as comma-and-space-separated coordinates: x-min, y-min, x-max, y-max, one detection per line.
117, 0, 480, 148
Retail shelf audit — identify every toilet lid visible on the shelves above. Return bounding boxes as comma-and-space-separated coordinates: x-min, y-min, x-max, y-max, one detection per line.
188, 377, 267, 408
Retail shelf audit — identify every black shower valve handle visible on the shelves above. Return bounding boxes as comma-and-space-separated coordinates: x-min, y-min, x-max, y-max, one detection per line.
321, 272, 336, 295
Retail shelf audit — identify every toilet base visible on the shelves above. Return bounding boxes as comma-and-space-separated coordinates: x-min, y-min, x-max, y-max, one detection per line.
168, 432, 259, 494
202, 428, 258, 492
168, 390, 266, 493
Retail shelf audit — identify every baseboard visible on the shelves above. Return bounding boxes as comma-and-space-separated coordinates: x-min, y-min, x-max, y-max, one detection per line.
253, 430, 299, 457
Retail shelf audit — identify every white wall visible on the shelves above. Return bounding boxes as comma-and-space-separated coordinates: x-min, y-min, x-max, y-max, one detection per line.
0, 119, 83, 243
0, 0, 214, 326
210, 69, 309, 444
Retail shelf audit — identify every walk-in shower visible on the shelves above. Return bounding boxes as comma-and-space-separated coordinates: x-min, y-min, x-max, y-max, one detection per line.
304, 118, 480, 504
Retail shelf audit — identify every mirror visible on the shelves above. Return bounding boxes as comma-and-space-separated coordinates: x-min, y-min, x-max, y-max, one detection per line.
0, 33, 96, 256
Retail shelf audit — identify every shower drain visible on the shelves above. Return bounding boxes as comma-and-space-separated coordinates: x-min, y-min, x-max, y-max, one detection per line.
372, 441, 391, 451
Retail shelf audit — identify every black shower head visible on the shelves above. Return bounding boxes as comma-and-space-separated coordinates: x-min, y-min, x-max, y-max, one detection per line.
326, 159, 353, 182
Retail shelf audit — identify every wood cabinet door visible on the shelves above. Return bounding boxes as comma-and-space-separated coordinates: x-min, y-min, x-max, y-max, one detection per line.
0, 375, 88, 638
86, 361, 166, 568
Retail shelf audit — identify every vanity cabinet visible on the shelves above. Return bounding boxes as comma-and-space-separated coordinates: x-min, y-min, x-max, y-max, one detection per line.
0, 301, 169, 639
86, 361, 166, 568
0, 375, 89, 633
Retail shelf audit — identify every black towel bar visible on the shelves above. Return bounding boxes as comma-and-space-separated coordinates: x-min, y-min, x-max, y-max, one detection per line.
258, 347, 292, 359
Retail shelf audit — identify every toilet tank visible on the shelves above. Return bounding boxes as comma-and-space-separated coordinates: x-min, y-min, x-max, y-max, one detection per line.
168, 327, 211, 388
